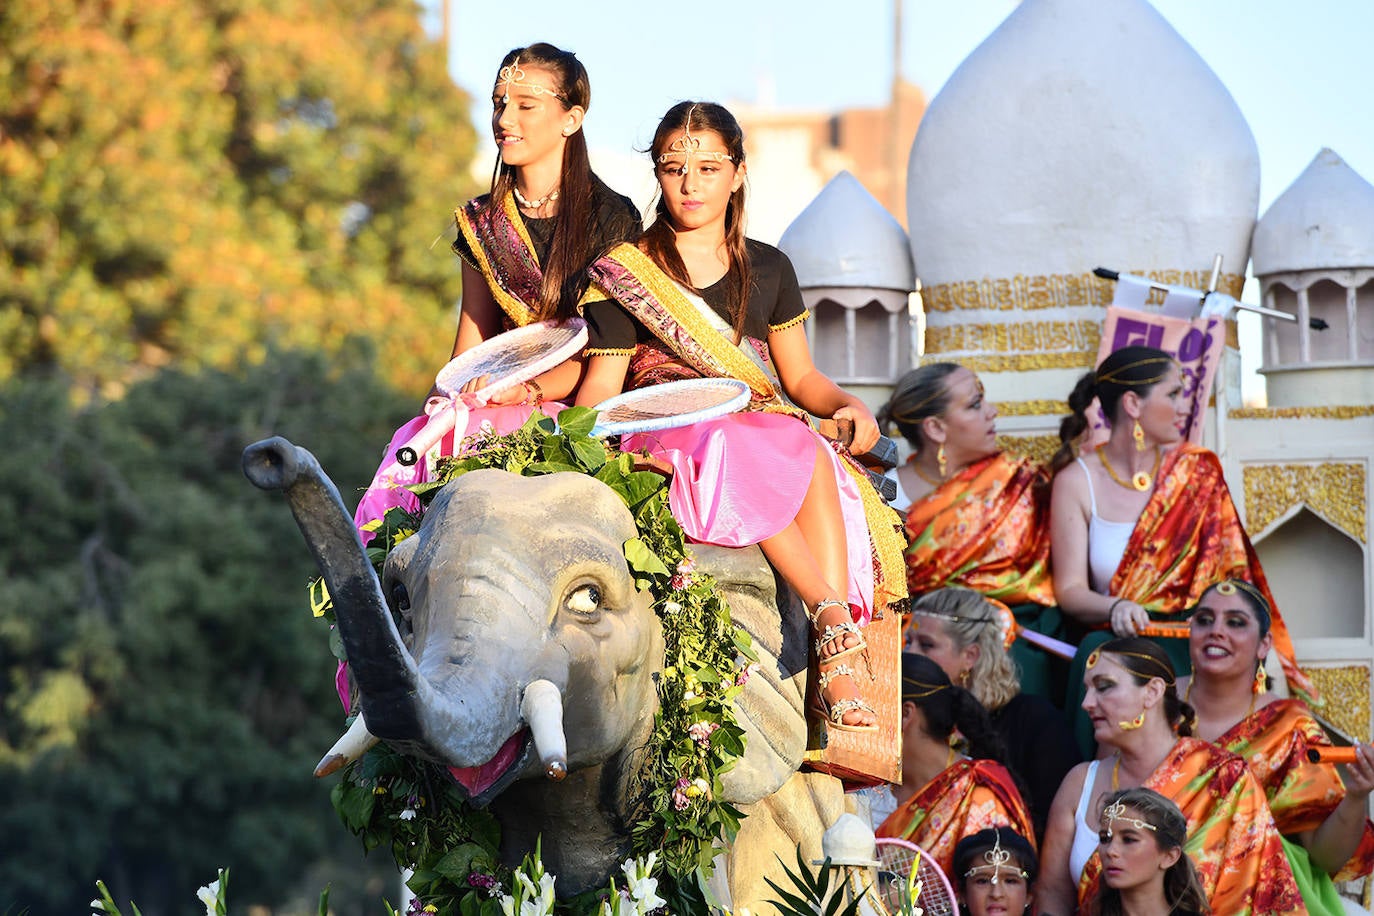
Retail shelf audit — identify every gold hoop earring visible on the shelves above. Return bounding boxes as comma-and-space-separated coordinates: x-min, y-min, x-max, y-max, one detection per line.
1118, 711, 1146, 731
1133, 420, 1146, 451
937, 444, 947, 478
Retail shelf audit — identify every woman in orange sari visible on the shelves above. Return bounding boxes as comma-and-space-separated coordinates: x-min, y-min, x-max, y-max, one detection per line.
1049, 347, 1315, 751
1182, 579, 1374, 915
880, 363, 1061, 697
877, 653, 1035, 878
1038, 638, 1302, 916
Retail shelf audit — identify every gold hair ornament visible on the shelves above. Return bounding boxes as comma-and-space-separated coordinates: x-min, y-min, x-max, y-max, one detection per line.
901, 676, 949, 699
913, 600, 1016, 651
1102, 800, 1158, 839
657, 105, 735, 168
1094, 356, 1173, 387
963, 829, 1028, 885
1213, 579, 1270, 614
495, 56, 566, 104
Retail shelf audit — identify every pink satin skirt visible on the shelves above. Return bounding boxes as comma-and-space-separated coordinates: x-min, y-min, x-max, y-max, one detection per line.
624, 412, 875, 622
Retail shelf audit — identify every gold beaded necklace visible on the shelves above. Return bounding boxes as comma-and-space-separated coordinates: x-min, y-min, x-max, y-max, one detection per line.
1098, 445, 1161, 492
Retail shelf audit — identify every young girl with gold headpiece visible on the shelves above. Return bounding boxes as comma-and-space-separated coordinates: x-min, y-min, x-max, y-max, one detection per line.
1088, 788, 1208, 916
352, 42, 640, 540
952, 826, 1039, 916
578, 101, 906, 732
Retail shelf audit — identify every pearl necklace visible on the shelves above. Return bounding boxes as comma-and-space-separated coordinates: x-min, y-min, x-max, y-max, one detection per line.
514, 186, 560, 209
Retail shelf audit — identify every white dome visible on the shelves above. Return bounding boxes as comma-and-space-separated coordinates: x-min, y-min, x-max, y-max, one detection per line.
1253, 149, 1374, 275
907, 0, 1260, 284
779, 171, 914, 291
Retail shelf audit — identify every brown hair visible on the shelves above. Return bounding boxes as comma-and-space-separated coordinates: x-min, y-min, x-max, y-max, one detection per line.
877, 363, 962, 452
1089, 788, 1210, 916
640, 101, 751, 341
487, 42, 597, 322
1051, 346, 1176, 474
1097, 637, 1196, 736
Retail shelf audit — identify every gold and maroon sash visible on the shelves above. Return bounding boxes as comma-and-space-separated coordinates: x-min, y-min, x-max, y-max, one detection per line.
1108, 443, 1316, 706
453, 193, 542, 327
588, 242, 908, 611
904, 453, 1055, 606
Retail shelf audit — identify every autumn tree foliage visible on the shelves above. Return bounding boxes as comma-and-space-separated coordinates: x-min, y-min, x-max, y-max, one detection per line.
0, 0, 480, 397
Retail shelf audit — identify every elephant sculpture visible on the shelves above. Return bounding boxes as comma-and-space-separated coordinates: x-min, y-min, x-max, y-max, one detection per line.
242, 436, 848, 912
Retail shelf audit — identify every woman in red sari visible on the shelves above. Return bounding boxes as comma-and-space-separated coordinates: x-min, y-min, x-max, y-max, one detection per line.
1049, 346, 1314, 751
880, 363, 1062, 697
1182, 578, 1374, 915
876, 653, 1034, 878
1038, 638, 1302, 916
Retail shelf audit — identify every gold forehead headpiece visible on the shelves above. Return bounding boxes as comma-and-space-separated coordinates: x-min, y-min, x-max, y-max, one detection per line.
1213, 579, 1269, 609
901, 675, 948, 699
963, 829, 1028, 885
1102, 800, 1158, 839
657, 105, 734, 166
1094, 355, 1173, 387
495, 56, 565, 104
1086, 647, 1175, 686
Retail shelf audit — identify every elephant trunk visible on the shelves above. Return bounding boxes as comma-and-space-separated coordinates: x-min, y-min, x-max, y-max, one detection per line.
242, 436, 424, 741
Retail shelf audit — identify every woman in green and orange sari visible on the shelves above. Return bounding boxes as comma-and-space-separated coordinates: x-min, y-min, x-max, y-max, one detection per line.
876, 653, 1035, 877
880, 363, 1061, 697
1182, 579, 1374, 915
1038, 638, 1303, 916
1049, 346, 1315, 752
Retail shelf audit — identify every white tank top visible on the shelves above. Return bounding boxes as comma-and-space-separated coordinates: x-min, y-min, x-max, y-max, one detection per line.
1070, 759, 1102, 881
886, 467, 912, 516
1076, 457, 1136, 593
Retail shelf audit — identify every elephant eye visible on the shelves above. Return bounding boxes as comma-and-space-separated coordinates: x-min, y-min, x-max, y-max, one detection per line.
566, 584, 602, 616
389, 582, 411, 613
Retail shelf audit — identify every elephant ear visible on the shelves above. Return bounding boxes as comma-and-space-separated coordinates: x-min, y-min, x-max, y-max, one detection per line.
692, 544, 811, 805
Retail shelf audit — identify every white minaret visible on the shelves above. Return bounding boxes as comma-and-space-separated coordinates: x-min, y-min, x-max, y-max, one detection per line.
1252, 148, 1374, 408
779, 170, 916, 411
905, 0, 1260, 454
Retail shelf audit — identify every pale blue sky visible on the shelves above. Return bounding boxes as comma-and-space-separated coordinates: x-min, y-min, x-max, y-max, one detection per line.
439, 1, 1373, 213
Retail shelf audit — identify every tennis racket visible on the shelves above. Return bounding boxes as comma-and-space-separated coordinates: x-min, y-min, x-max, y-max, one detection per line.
395, 319, 588, 467
875, 837, 958, 916
590, 377, 751, 438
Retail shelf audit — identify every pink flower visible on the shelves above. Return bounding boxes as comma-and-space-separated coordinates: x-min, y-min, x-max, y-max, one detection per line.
688, 722, 719, 747
736, 663, 758, 687
672, 777, 691, 811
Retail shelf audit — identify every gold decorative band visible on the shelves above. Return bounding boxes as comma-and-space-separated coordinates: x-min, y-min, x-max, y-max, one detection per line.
922, 269, 1246, 313
926, 319, 1102, 357
1241, 462, 1366, 544
995, 433, 1061, 467
1302, 665, 1371, 743
994, 400, 1071, 417
928, 352, 1096, 372
1230, 405, 1374, 420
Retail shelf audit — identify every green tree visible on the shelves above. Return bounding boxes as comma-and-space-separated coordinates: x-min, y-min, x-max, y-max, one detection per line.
0, 0, 479, 398
0, 344, 416, 913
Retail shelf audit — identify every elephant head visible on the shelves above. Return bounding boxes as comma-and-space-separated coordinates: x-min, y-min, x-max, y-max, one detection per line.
242, 436, 839, 898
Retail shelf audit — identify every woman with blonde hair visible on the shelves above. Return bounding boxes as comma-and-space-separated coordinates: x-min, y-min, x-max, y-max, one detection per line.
907, 587, 1080, 840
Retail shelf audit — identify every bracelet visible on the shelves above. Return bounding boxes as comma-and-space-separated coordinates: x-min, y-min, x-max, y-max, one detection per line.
524, 378, 544, 407
1107, 597, 1127, 619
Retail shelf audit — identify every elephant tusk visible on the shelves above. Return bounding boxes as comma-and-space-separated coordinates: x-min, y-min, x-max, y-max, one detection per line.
520, 679, 568, 781
314, 714, 379, 778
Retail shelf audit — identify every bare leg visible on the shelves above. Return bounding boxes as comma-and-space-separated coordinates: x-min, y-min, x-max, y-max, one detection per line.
759, 442, 874, 729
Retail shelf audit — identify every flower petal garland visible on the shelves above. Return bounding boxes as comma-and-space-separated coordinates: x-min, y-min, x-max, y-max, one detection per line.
319, 407, 758, 914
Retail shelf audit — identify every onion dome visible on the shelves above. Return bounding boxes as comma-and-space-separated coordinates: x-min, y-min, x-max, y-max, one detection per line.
1253, 148, 1374, 275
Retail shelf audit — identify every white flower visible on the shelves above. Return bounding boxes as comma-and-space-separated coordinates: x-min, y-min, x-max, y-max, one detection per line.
498, 893, 517, 916
662, 601, 682, 615
90, 900, 106, 915
619, 852, 665, 915
399, 807, 417, 820
196, 877, 221, 915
